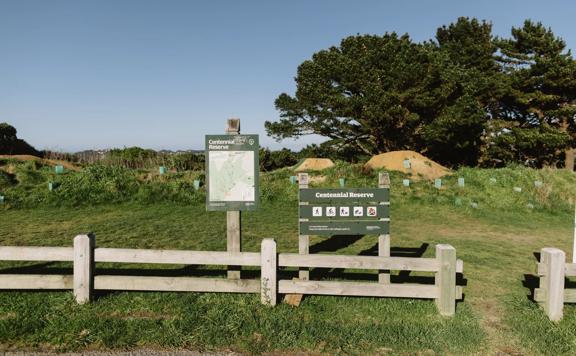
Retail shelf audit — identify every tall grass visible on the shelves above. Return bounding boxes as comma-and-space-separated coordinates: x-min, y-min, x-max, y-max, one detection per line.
1, 159, 575, 215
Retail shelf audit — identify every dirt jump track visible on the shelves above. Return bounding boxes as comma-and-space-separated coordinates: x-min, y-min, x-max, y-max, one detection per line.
364, 150, 451, 180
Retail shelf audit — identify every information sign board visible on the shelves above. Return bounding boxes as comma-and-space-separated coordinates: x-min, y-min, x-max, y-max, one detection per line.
299, 188, 389, 236
205, 134, 259, 211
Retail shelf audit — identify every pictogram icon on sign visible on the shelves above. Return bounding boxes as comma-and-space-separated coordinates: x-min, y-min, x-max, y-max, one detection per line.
367, 206, 377, 217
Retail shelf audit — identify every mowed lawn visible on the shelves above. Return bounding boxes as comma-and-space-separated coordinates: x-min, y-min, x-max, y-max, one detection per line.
0, 201, 575, 354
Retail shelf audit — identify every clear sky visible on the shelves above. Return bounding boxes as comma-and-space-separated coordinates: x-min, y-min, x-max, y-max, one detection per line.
1, 0, 575, 152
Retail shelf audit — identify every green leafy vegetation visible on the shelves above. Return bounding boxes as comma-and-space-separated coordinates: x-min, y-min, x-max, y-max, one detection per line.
2, 158, 576, 216
266, 18, 576, 168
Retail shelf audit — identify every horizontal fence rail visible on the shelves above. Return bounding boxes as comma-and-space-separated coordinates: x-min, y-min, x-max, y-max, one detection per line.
94, 248, 261, 266
0, 246, 73, 262
0, 235, 464, 316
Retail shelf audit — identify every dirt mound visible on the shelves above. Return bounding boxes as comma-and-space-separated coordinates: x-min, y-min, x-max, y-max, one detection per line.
294, 158, 335, 172
364, 150, 451, 180
0, 155, 81, 171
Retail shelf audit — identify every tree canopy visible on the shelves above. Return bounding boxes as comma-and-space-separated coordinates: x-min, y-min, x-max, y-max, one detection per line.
266, 18, 576, 168
0, 123, 39, 156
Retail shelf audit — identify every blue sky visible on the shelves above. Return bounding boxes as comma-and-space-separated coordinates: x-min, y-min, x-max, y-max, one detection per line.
1, 0, 575, 152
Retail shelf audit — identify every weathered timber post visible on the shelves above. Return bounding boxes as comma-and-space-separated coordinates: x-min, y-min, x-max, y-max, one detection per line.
435, 244, 456, 316
298, 172, 310, 281
540, 247, 565, 321
261, 238, 277, 306
572, 205, 576, 264
73, 234, 95, 304
378, 172, 390, 284
226, 118, 242, 280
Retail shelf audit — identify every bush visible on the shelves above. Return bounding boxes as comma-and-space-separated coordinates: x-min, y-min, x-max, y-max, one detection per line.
260, 148, 298, 171
51, 165, 139, 205
0, 171, 16, 189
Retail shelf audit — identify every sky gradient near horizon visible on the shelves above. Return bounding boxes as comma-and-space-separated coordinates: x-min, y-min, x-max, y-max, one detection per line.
1, 0, 575, 152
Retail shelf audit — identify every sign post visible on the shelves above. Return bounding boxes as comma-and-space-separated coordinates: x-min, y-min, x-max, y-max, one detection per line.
378, 172, 391, 284
205, 118, 259, 280
573, 204, 576, 264
298, 173, 310, 281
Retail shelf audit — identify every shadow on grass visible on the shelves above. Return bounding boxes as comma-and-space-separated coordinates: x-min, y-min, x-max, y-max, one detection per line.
523, 252, 542, 302
309, 236, 432, 283
523, 274, 539, 301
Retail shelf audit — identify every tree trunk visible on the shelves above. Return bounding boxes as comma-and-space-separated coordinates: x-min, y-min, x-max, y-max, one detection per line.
565, 148, 575, 171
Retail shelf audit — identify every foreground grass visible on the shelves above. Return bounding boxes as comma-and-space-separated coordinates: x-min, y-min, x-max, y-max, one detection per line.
0, 199, 574, 354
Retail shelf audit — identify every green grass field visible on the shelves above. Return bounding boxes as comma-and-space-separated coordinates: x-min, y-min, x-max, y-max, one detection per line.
0, 199, 575, 354
2, 162, 576, 354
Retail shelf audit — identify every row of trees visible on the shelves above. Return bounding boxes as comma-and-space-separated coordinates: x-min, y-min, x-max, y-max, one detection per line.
265, 18, 576, 168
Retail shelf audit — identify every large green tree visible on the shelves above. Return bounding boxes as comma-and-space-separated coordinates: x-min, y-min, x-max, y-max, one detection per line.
489, 21, 576, 168
266, 18, 502, 166
266, 18, 575, 168
266, 33, 447, 157
422, 17, 502, 165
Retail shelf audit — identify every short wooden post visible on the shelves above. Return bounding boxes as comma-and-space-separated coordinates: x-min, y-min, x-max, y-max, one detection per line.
284, 173, 309, 306
227, 118, 241, 280
298, 172, 310, 281
73, 234, 95, 304
261, 238, 277, 306
435, 244, 456, 316
572, 205, 576, 263
541, 247, 565, 321
378, 172, 390, 284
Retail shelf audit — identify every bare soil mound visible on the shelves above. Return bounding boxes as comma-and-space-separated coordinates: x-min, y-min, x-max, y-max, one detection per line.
0, 155, 81, 171
294, 158, 335, 172
364, 150, 451, 180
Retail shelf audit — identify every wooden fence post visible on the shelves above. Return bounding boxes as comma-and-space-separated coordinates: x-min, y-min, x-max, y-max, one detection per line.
73, 234, 95, 304
435, 244, 456, 316
261, 238, 277, 306
540, 247, 565, 321
378, 172, 390, 284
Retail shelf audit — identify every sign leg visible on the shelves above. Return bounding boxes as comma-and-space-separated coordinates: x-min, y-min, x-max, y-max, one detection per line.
379, 234, 390, 283
227, 210, 241, 279
299, 234, 309, 280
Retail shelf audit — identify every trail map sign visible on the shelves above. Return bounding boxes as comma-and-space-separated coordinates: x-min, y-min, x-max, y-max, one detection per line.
205, 134, 259, 211
299, 188, 389, 236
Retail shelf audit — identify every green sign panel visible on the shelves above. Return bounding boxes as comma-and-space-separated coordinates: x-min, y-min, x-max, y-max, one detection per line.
205, 134, 259, 211
299, 188, 389, 236
299, 188, 389, 203
300, 221, 389, 235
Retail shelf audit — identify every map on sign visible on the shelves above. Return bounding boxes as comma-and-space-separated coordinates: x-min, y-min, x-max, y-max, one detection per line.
205, 134, 259, 211
208, 151, 255, 201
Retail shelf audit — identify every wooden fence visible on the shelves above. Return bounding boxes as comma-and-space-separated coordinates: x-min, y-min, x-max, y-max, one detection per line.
0, 235, 464, 316
534, 247, 576, 321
